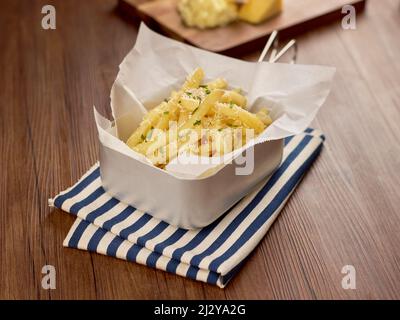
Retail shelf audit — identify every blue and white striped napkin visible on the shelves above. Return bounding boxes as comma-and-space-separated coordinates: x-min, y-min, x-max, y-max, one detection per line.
49, 128, 324, 288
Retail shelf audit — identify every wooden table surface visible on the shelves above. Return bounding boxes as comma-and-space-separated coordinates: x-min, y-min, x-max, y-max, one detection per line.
1, 0, 399, 300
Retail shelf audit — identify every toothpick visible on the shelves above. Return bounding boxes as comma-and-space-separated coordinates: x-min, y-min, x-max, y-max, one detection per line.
269, 48, 278, 62
270, 39, 296, 63
258, 30, 278, 63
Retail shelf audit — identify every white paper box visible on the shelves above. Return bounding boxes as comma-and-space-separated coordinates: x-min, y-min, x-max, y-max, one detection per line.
100, 139, 283, 229
95, 23, 335, 229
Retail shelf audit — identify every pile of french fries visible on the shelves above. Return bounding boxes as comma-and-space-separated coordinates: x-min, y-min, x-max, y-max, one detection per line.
126, 68, 272, 167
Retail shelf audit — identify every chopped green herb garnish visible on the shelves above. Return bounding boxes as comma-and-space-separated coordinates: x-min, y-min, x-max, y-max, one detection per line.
146, 129, 154, 141
199, 85, 208, 89
229, 101, 235, 109
164, 98, 169, 103
194, 120, 201, 126
218, 128, 223, 132
163, 111, 169, 115
205, 89, 211, 95
192, 107, 199, 114
185, 92, 192, 96
178, 100, 182, 104
141, 134, 145, 141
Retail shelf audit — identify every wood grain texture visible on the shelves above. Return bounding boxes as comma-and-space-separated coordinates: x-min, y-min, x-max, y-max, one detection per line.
121, 0, 366, 52
0, 0, 399, 300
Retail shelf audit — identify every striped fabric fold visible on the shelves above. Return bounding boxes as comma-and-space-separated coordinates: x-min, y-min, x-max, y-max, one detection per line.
50, 129, 325, 288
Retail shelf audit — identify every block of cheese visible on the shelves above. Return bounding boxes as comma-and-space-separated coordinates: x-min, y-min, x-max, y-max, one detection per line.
239, 0, 283, 24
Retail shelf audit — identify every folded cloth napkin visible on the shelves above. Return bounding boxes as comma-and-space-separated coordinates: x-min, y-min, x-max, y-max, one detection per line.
49, 128, 325, 288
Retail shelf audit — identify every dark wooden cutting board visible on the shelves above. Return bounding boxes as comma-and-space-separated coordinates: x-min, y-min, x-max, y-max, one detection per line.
119, 0, 367, 53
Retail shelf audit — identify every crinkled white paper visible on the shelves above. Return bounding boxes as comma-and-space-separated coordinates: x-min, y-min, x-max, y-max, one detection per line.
95, 23, 335, 179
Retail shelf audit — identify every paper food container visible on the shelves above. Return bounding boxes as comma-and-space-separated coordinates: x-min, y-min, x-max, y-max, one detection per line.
95, 23, 335, 229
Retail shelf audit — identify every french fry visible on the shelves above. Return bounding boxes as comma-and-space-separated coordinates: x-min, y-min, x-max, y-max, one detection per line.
126, 111, 161, 148
206, 78, 227, 90
180, 97, 199, 112
180, 67, 204, 92
256, 108, 273, 126
221, 90, 247, 108
217, 103, 266, 134
179, 90, 224, 132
